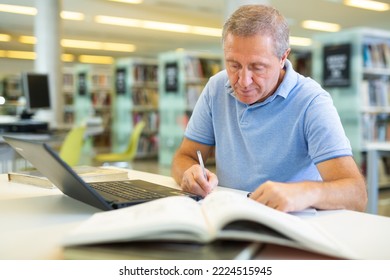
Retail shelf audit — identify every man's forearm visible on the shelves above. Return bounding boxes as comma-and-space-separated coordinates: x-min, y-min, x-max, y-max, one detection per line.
311, 178, 367, 212
171, 152, 197, 185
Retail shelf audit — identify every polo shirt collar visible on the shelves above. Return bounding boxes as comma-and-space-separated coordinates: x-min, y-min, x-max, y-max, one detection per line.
274, 59, 298, 99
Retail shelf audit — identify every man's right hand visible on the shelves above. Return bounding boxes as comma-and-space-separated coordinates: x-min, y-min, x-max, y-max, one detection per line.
180, 164, 218, 197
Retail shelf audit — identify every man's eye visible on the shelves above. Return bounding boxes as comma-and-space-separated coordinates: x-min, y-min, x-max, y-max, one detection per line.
253, 65, 265, 72
229, 64, 240, 70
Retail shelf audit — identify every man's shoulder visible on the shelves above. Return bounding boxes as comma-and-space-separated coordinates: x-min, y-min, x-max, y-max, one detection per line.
209, 69, 228, 83
292, 74, 330, 100
204, 70, 230, 98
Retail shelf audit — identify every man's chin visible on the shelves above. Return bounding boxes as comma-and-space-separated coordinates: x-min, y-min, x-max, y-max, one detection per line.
236, 95, 258, 105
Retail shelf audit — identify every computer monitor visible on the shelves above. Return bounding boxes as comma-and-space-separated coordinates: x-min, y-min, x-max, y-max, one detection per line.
21, 72, 51, 119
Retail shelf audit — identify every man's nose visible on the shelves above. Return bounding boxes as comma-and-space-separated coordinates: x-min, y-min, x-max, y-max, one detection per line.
238, 68, 252, 87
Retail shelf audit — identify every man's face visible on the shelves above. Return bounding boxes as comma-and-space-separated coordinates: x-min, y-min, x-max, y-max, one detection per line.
223, 33, 289, 105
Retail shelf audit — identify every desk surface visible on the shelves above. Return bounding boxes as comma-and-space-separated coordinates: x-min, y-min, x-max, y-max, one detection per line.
1, 169, 390, 260
0, 169, 178, 260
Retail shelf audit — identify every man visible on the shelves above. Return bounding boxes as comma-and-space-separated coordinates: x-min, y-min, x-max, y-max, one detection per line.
171, 4, 367, 212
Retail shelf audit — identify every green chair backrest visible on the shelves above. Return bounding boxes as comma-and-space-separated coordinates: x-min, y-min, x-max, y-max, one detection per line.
124, 121, 146, 160
59, 125, 86, 166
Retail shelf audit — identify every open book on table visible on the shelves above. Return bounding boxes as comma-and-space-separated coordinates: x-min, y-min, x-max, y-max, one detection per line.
62, 191, 356, 259
62, 240, 263, 260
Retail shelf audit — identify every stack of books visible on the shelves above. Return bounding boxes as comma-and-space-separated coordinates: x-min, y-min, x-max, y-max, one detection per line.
8, 165, 129, 189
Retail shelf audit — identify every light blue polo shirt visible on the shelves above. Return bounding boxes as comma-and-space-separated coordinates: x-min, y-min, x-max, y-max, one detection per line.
184, 60, 352, 192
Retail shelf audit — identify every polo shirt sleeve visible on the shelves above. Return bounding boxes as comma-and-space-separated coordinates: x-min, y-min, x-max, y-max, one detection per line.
305, 92, 353, 164
184, 82, 216, 146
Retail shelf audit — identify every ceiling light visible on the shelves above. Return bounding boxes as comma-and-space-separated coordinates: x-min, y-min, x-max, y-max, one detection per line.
6, 50, 36, 60
79, 55, 114, 64
60, 11, 85, 21
0, 34, 11, 42
143, 21, 190, 33
18, 36, 136, 52
290, 36, 312, 47
191, 26, 222, 37
108, 0, 143, 4
302, 20, 341, 32
95, 15, 222, 37
19, 36, 36, 44
0, 50, 32, 59
62, 54, 75, 62
344, 0, 389, 11
61, 39, 135, 52
0, 50, 76, 62
0, 4, 85, 20
102, 42, 136, 52
95, 15, 141, 28
0, 4, 36, 15
62, 39, 102, 50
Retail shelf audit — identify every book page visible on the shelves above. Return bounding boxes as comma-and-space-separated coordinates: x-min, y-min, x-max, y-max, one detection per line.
63, 196, 211, 247
201, 191, 345, 257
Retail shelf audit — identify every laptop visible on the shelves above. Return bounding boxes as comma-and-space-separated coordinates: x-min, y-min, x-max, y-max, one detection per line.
4, 136, 201, 211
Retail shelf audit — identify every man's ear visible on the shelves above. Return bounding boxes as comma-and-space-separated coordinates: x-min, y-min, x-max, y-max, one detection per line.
281, 48, 291, 68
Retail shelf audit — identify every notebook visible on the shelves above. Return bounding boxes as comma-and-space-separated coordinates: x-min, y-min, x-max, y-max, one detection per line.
4, 136, 201, 211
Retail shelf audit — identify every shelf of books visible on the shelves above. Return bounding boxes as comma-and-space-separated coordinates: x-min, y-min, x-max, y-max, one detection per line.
62, 66, 76, 126
74, 64, 114, 151
111, 57, 159, 158
313, 28, 390, 168
1, 74, 22, 101
0, 69, 79, 126
0, 74, 23, 116
289, 48, 312, 77
313, 28, 390, 215
158, 50, 222, 166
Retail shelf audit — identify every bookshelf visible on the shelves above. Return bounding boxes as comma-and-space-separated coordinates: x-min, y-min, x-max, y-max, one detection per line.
313, 28, 390, 167
74, 64, 114, 149
0, 74, 23, 116
289, 49, 312, 77
158, 51, 222, 166
112, 57, 159, 159
62, 66, 76, 126
2, 70, 79, 124
1, 74, 22, 101
313, 28, 390, 214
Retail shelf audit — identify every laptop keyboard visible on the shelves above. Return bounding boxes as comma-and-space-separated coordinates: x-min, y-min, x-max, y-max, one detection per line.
90, 181, 166, 200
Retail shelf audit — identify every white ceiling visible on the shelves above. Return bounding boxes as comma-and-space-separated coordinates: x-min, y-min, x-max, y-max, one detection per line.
0, 0, 390, 59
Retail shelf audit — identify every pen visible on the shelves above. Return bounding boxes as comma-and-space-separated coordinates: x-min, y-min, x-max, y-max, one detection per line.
196, 150, 207, 180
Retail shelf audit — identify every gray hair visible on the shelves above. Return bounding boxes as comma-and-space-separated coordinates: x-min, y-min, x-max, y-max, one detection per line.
222, 4, 290, 59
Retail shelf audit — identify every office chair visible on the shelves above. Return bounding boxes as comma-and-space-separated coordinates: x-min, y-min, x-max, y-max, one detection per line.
94, 121, 146, 168
59, 125, 86, 167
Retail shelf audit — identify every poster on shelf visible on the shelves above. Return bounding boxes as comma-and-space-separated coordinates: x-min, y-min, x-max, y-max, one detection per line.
115, 68, 126, 95
165, 62, 178, 93
78, 72, 87, 96
322, 43, 351, 88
